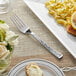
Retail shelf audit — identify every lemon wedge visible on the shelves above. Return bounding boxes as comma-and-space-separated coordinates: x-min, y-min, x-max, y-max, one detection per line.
71, 11, 76, 30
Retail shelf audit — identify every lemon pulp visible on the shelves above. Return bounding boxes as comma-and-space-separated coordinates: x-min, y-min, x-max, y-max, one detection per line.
71, 12, 76, 30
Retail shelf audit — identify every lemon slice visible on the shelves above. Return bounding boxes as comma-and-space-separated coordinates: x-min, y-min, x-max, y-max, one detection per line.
71, 11, 76, 30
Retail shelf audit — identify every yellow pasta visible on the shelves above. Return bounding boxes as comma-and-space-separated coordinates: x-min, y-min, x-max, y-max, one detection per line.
57, 19, 67, 26
45, 0, 76, 27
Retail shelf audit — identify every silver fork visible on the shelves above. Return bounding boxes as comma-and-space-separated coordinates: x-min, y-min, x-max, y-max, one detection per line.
10, 14, 63, 59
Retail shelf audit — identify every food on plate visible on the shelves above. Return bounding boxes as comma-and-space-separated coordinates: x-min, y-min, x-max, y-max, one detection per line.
67, 25, 76, 36
25, 63, 43, 76
0, 45, 10, 58
0, 20, 18, 72
45, 0, 76, 36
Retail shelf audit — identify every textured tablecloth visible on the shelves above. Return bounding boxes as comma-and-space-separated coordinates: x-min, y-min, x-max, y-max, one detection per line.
0, 0, 76, 76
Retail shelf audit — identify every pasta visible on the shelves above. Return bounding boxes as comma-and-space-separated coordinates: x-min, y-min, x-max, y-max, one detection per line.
45, 0, 76, 27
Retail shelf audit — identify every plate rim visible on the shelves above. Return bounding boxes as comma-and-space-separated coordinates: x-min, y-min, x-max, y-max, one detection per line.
8, 58, 65, 76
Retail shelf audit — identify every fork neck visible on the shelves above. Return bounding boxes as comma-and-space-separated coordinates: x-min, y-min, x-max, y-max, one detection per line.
26, 29, 31, 34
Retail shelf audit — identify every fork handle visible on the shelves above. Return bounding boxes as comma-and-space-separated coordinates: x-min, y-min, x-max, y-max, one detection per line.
30, 32, 63, 59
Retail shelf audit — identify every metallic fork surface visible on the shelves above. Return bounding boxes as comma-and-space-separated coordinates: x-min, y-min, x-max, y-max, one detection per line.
10, 14, 63, 59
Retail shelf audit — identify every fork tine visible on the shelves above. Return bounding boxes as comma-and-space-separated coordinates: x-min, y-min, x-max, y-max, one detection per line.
15, 14, 26, 26
10, 14, 30, 33
10, 14, 27, 32
13, 14, 27, 28
10, 15, 22, 31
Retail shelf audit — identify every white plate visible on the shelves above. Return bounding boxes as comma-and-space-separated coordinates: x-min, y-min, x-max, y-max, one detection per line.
23, 0, 76, 58
8, 59, 65, 76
